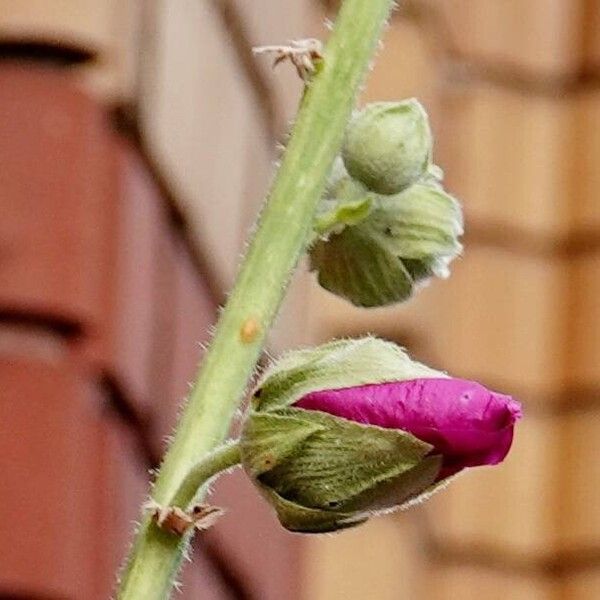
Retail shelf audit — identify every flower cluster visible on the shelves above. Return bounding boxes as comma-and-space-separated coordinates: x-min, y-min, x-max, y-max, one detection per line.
309, 99, 463, 307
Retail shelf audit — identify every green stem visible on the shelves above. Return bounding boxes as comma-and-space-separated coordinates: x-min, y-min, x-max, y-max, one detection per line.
117, 1, 394, 598
171, 440, 241, 508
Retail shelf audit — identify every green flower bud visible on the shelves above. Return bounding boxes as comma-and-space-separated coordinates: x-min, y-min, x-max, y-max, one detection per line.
342, 100, 432, 195
309, 182, 463, 307
240, 338, 444, 533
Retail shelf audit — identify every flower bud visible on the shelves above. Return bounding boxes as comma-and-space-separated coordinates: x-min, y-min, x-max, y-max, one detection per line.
309, 182, 463, 307
240, 338, 521, 533
342, 100, 432, 195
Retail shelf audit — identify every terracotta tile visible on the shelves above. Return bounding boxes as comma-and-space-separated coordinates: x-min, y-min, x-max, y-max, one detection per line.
438, 84, 572, 238
562, 570, 600, 600
439, 87, 600, 237
583, 4, 600, 67
556, 410, 600, 552
362, 16, 439, 111
304, 515, 421, 600
570, 93, 600, 233
568, 253, 600, 389
430, 247, 566, 396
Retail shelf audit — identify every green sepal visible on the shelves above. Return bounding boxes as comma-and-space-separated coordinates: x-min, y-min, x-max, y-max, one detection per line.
309, 182, 463, 307
341, 454, 442, 512
400, 469, 461, 511
311, 167, 374, 241
425, 163, 444, 184
244, 407, 434, 511
240, 406, 443, 532
252, 337, 443, 412
254, 484, 368, 533
240, 411, 324, 477
313, 196, 373, 239
367, 183, 463, 259
310, 219, 414, 306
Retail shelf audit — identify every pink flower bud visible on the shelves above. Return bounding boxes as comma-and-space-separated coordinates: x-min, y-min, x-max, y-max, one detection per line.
295, 378, 522, 478
241, 338, 522, 532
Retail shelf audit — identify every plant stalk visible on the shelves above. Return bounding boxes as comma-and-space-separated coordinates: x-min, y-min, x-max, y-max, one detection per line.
117, 0, 395, 597
171, 440, 241, 508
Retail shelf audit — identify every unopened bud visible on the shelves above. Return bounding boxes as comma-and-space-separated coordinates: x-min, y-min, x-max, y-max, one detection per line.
309, 182, 463, 307
240, 338, 521, 533
342, 99, 432, 195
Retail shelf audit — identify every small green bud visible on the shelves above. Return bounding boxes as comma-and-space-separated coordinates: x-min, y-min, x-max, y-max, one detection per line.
342, 100, 432, 195
309, 182, 463, 307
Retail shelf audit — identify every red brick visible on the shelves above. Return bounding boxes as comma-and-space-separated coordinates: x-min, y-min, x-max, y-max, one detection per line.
0, 65, 113, 329
0, 356, 100, 598
0, 66, 171, 421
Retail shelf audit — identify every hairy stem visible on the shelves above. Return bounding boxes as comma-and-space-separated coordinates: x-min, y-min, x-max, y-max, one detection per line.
117, 1, 395, 597
171, 440, 241, 508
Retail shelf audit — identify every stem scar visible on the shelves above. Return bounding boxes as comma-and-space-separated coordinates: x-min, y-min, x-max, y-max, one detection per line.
240, 317, 261, 343
145, 500, 224, 537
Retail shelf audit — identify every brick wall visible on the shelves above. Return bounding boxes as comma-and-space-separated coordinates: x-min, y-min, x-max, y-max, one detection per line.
0, 43, 302, 600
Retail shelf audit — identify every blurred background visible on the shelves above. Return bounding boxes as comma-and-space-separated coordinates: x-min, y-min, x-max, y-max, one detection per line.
1, 1, 599, 598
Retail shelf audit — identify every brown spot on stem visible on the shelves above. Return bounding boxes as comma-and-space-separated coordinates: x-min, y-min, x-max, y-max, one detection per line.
156, 506, 194, 536
240, 318, 260, 343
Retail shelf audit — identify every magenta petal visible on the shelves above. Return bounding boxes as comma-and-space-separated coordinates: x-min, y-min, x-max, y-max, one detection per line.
294, 378, 522, 474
